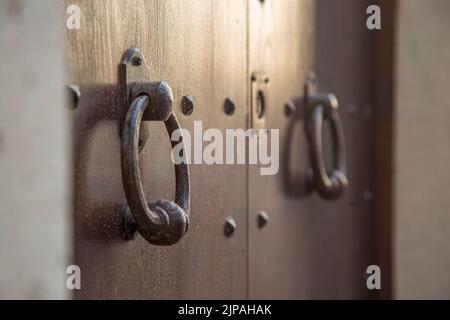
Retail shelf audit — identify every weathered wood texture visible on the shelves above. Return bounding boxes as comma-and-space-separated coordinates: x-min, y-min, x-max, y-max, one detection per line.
374, 0, 396, 299
248, 0, 316, 299
68, 0, 379, 299
67, 0, 248, 299
249, 0, 375, 299
313, 0, 376, 299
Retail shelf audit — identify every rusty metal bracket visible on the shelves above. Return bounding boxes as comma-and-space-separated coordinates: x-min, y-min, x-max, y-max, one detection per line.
119, 48, 153, 152
304, 77, 348, 200
250, 72, 269, 131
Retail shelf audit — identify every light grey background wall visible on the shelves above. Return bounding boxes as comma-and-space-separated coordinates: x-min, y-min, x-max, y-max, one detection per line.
0, 0, 70, 299
394, 0, 450, 299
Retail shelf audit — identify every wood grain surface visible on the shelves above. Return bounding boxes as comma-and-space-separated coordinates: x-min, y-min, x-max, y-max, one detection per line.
67, 0, 377, 299
67, 0, 248, 299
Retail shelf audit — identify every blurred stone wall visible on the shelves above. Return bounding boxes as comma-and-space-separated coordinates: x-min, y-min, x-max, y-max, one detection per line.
394, 0, 450, 299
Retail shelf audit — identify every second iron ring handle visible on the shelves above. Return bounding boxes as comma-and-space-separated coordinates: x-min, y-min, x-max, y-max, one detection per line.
121, 84, 190, 246
308, 93, 348, 200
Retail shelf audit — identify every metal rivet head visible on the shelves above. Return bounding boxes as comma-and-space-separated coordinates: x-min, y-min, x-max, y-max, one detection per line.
224, 98, 236, 115
224, 218, 236, 237
132, 55, 143, 66
67, 84, 80, 109
182, 95, 194, 116
285, 101, 296, 117
257, 211, 269, 228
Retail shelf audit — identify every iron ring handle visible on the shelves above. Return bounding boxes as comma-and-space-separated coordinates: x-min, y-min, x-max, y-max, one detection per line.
121, 94, 190, 246
310, 95, 348, 199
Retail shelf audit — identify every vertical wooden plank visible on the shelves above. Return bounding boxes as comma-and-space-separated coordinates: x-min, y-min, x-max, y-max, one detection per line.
313, 0, 377, 299
248, 0, 316, 299
67, 0, 248, 298
156, 0, 249, 298
249, 0, 377, 299
0, 0, 70, 299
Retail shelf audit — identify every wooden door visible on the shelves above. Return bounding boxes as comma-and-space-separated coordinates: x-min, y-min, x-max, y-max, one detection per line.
67, 0, 247, 299
67, 0, 376, 299
248, 0, 315, 299
248, 0, 375, 299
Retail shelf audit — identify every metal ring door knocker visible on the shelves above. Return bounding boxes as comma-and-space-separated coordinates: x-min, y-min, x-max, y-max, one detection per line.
305, 87, 348, 200
120, 49, 190, 246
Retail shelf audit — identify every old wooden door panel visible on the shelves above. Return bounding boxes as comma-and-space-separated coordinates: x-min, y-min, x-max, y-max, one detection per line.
248, 0, 374, 299
68, 0, 376, 299
248, 0, 316, 299
67, 0, 247, 299
312, 0, 375, 299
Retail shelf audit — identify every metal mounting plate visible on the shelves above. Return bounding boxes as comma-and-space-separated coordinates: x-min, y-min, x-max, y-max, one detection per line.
250, 72, 269, 131
120, 48, 153, 108
119, 48, 153, 152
